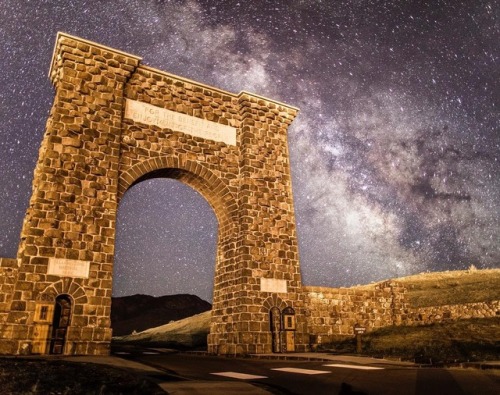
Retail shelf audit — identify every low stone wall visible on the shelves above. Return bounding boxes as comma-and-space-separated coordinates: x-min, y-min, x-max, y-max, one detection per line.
303, 280, 499, 346
404, 301, 499, 325
303, 281, 408, 344
0, 258, 18, 322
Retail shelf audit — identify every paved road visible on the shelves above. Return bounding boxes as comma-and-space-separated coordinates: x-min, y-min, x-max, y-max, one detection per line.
112, 349, 500, 395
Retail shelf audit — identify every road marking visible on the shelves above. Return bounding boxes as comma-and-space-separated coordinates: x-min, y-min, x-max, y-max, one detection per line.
142, 351, 160, 354
211, 372, 268, 380
114, 352, 130, 355
272, 367, 331, 375
325, 364, 384, 370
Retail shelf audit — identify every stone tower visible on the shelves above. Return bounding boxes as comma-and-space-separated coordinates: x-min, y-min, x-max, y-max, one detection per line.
0, 33, 306, 355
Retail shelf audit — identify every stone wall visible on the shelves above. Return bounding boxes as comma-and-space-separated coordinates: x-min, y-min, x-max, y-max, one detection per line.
0, 259, 18, 322
403, 301, 499, 325
304, 281, 408, 343
304, 281, 499, 345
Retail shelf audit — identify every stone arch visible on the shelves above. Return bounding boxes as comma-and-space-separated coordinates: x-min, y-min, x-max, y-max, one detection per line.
117, 157, 237, 239
262, 295, 289, 312
36, 280, 88, 306
0, 33, 306, 357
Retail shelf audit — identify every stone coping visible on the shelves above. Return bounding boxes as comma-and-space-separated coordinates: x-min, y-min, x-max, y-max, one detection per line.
49, 32, 299, 113
48, 31, 142, 79
140, 65, 300, 112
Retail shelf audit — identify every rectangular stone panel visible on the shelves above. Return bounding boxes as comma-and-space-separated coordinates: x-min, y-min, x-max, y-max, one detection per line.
124, 99, 237, 146
260, 278, 287, 293
47, 258, 90, 278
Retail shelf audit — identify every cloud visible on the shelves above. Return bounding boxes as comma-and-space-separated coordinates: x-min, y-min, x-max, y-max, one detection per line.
290, 107, 422, 286
113, 0, 273, 95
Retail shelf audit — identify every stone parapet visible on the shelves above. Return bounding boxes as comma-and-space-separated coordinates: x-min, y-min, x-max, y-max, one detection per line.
404, 300, 499, 325
303, 281, 499, 346
303, 281, 408, 344
0, 258, 18, 268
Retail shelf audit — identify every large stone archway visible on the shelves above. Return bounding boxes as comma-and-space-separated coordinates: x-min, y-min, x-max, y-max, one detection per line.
0, 33, 306, 355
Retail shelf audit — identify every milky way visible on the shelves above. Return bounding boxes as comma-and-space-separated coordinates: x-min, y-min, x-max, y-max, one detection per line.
0, 0, 498, 301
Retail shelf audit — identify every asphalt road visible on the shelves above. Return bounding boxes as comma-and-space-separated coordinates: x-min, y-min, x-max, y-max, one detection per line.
113, 349, 500, 395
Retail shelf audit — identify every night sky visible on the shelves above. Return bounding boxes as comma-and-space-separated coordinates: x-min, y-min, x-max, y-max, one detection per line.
0, 1, 498, 302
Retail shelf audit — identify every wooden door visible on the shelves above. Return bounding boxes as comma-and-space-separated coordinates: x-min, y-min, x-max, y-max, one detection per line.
285, 331, 295, 352
282, 307, 296, 352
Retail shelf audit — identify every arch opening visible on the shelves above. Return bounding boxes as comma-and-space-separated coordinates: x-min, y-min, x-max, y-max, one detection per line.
49, 295, 72, 355
118, 160, 237, 241
113, 176, 218, 302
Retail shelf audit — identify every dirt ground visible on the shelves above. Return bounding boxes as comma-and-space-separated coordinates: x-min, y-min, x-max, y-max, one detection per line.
0, 358, 164, 394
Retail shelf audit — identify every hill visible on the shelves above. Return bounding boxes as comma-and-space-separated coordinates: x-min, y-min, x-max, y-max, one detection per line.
352, 268, 500, 308
111, 294, 211, 336
395, 268, 500, 307
113, 310, 211, 349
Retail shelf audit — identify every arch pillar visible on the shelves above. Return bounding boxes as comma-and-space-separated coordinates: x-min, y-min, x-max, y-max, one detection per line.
207, 94, 307, 355
0, 33, 141, 355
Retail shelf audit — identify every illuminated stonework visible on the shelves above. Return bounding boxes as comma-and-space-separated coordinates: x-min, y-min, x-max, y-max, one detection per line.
0, 33, 305, 356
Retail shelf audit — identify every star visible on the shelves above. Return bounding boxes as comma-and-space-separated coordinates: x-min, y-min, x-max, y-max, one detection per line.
0, 0, 498, 301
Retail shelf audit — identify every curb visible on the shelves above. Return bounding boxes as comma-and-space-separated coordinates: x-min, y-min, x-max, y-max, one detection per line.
459, 362, 500, 370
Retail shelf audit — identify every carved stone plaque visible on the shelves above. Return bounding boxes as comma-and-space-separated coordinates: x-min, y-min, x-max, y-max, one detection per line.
124, 99, 237, 146
47, 258, 90, 278
260, 278, 288, 293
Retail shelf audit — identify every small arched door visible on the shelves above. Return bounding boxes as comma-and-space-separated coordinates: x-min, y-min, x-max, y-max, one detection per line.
49, 295, 72, 354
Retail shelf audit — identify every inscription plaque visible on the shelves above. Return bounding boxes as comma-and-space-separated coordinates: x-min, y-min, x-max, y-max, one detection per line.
124, 99, 237, 146
260, 278, 288, 293
47, 258, 90, 278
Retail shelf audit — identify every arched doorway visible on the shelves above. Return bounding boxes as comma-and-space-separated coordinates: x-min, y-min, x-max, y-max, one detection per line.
114, 177, 218, 302
49, 295, 72, 355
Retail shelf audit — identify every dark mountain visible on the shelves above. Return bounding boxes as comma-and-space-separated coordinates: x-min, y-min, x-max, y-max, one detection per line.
111, 294, 211, 336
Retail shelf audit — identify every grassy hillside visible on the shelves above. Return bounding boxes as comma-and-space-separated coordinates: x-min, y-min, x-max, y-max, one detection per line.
353, 268, 500, 308
113, 310, 211, 349
111, 294, 211, 336
325, 317, 500, 364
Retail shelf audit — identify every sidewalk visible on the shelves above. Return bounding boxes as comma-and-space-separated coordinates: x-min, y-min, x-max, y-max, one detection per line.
460, 361, 500, 370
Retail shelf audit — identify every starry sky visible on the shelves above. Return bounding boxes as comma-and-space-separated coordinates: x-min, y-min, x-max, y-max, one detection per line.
0, 1, 498, 302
